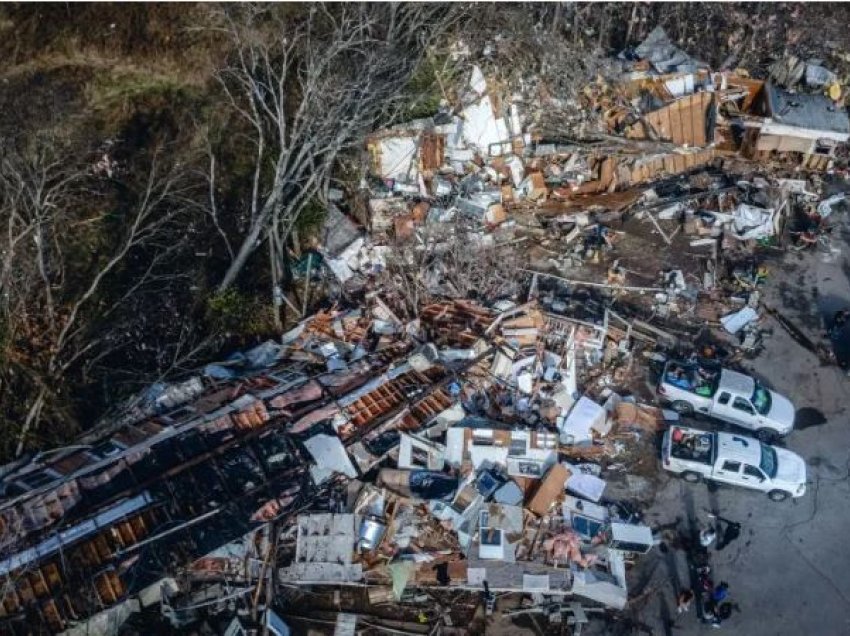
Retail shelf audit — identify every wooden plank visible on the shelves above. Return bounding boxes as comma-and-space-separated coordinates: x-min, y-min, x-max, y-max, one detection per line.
691, 94, 702, 145
40, 598, 64, 631
42, 562, 62, 591
29, 568, 49, 598
94, 534, 112, 561
17, 575, 35, 604
676, 97, 686, 145
632, 319, 678, 342
2, 588, 20, 615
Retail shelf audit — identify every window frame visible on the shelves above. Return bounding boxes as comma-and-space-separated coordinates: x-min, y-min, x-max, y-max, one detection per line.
732, 396, 755, 414
744, 464, 765, 481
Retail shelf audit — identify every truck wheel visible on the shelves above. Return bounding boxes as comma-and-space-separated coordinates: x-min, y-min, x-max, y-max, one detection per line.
756, 428, 776, 443
671, 401, 694, 415
682, 471, 702, 483
768, 490, 790, 502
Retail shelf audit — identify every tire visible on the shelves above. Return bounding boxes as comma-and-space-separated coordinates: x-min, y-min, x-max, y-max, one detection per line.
682, 471, 702, 483
671, 400, 695, 415
755, 428, 776, 443
768, 490, 790, 502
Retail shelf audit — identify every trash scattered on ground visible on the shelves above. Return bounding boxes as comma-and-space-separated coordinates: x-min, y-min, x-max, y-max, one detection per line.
1, 25, 847, 636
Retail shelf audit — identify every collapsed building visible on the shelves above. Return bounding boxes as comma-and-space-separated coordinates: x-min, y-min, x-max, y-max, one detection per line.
609, 27, 850, 170
0, 297, 672, 635
3, 26, 849, 636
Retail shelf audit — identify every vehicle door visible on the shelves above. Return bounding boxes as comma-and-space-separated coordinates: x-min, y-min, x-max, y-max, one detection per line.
712, 459, 744, 486
742, 463, 770, 492
714, 393, 757, 430
728, 396, 759, 430
710, 391, 736, 423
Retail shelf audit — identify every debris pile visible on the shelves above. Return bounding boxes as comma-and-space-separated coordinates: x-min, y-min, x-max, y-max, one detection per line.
2, 26, 850, 636
0, 293, 675, 634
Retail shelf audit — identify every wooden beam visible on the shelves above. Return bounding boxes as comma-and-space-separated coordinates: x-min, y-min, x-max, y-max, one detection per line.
519, 269, 666, 293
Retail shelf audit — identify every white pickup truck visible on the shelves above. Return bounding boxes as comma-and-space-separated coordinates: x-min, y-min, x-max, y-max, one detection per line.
661, 425, 807, 501
656, 360, 795, 441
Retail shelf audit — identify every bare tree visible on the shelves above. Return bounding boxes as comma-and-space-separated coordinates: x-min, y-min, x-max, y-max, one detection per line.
377, 220, 527, 321
0, 136, 202, 458
210, 4, 458, 302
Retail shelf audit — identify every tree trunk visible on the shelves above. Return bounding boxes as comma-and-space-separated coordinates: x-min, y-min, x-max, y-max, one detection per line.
625, 3, 638, 47
218, 221, 264, 291
551, 2, 562, 35
269, 236, 283, 331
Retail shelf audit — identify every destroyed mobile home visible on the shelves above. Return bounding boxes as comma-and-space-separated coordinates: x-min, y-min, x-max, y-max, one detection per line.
0, 28, 845, 635
0, 299, 670, 635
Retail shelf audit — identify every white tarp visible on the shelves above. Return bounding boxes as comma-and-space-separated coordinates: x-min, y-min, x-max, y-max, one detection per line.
460, 65, 510, 155
376, 137, 419, 182
731, 204, 775, 240
461, 96, 509, 155
304, 434, 358, 479
470, 65, 488, 96
664, 73, 695, 97
721, 306, 759, 334
559, 396, 606, 445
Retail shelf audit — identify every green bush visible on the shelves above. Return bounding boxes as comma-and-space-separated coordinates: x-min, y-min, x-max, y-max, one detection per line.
205, 289, 277, 337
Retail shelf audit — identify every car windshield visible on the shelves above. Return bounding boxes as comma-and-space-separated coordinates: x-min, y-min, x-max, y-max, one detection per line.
751, 383, 771, 415
759, 444, 778, 479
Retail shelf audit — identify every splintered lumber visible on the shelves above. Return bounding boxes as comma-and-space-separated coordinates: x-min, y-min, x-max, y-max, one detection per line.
519, 269, 666, 293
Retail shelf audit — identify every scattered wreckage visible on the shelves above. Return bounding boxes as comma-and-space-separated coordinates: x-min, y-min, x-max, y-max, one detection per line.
0, 26, 846, 636
0, 298, 673, 635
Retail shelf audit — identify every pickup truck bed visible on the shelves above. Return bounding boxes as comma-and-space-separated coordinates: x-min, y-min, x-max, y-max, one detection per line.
661, 362, 718, 398
662, 425, 807, 501
668, 429, 714, 465
657, 360, 796, 440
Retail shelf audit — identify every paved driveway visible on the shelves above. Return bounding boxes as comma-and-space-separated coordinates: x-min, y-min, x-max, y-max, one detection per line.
623, 237, 850, 635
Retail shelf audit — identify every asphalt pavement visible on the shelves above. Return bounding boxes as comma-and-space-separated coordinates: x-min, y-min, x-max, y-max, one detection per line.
625, 235, 850, 635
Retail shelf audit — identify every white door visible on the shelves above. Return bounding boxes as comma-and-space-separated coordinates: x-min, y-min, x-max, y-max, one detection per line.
711, 391, 737, 423
741, 463, 769, 492
713, 459, 744, 485
713, 393, 757, 430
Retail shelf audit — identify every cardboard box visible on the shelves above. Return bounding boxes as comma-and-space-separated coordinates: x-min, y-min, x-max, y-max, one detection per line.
485, 204, 507, 226
526, 464, 570, 517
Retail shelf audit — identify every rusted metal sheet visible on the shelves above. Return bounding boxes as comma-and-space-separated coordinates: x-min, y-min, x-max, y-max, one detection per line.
419, 132, 445, 172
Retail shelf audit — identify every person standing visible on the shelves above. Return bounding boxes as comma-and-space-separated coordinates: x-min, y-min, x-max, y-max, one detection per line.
713, 581, 729, 604
707, 582, 730, 627
676, 589, 694, 614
